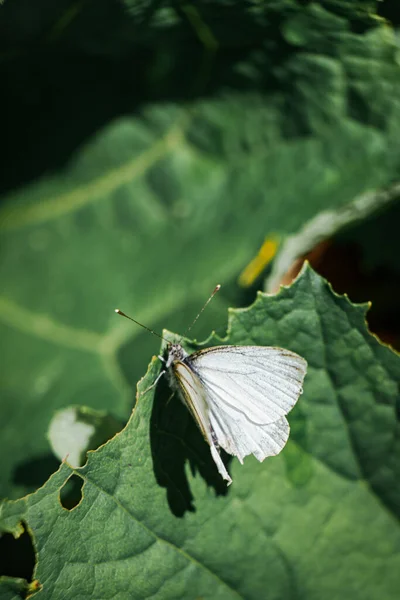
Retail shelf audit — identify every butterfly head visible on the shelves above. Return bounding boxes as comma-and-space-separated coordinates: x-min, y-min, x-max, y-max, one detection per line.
166, 342, 188, 367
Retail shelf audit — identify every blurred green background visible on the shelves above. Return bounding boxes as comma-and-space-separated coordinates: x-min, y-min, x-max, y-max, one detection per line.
1, 0, 399, 501
1, 0, 400, 596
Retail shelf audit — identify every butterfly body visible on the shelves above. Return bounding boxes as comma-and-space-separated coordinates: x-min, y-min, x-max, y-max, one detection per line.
165, 343, 189, 367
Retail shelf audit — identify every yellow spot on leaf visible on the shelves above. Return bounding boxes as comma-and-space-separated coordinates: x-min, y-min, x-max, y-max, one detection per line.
238, 236, 279, 287
28, 580, 42, 596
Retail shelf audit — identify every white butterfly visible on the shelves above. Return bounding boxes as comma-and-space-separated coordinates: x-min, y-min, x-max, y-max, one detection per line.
164, 342, 307, 485
115, 286, 307, 485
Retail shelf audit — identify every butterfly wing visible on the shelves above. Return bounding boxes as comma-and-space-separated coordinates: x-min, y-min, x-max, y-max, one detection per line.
187, 345, 306, 463
172, 361, 232, 484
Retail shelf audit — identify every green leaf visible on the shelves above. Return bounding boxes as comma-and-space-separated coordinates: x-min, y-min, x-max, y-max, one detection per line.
0, 577, 28, 600
1, 266, 399, 599
1, 0, 400, 500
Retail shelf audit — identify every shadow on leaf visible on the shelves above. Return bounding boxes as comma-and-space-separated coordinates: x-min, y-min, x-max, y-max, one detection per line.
150, 374, 231, 517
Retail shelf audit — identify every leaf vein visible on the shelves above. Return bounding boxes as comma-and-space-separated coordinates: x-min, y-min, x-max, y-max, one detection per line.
76, 472, 245, 599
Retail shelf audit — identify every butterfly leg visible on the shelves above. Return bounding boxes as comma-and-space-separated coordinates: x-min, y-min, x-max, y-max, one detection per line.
210, 444, 232, 485
165, 390, 175, 407
139, 369, 166, 396
157, 355, 166, 363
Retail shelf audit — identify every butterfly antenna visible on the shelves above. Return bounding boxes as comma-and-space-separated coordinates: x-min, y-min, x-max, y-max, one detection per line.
114, 309, 169, 343
181, 284, 221, 340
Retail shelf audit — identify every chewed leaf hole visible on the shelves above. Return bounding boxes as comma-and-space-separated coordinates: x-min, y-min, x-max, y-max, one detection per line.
0, 521, 35, 581
59, 474, 84, 510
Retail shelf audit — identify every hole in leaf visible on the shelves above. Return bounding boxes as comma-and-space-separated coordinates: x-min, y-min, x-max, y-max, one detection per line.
0, 522, 35, 581
59, 474, 84, 510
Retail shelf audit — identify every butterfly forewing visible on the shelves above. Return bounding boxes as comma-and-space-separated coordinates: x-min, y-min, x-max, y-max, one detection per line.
188, 345, 307, 425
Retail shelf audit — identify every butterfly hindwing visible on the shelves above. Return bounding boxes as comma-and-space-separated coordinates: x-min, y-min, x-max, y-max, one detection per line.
210, 405, 290, 463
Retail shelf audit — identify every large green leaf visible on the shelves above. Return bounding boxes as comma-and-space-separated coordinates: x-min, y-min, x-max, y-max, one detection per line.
1, 0, 400, 501
1, 266, 399, 599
